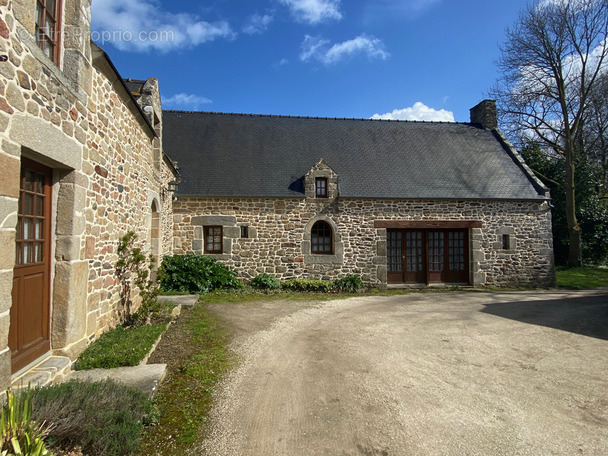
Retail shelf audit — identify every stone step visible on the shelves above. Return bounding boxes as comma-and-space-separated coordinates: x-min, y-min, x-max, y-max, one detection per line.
11, 356, 72, 390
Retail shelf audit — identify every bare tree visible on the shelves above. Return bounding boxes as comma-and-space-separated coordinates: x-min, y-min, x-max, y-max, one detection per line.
492, 0, 608, 267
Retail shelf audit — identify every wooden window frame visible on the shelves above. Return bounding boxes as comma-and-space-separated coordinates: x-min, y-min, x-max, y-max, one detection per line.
311, 221, 333, 254
387, 228, 469, 284
35, 0, 62, 65
204, 226, 223, 254
315, 177, 328, 198
15, 160, 52, 267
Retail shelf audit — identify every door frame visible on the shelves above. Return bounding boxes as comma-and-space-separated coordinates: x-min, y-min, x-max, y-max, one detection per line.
10, 158, 53, 373
380, 220, 482, 285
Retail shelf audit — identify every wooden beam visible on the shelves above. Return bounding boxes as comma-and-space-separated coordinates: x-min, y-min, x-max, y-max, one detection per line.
374, 220, 483, 229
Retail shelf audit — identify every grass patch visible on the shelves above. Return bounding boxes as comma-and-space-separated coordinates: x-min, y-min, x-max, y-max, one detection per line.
75, 323, 166, 370
137, 306, 233, 455
29, 379, 157, 456
556, 266, 608, 289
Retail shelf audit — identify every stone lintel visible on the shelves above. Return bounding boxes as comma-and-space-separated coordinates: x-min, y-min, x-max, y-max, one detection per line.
191, 215, 237, 226
11, 115, 83, 170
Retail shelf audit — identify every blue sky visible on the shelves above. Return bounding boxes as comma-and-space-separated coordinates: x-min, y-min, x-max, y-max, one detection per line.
91, 0, 530, 122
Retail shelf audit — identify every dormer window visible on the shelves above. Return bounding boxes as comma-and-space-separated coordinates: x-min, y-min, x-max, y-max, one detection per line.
315, 178, 328, 198
36, 0, 62, 64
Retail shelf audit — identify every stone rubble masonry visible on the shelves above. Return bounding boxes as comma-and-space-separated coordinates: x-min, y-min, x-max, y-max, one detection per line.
0, 0, 174, 388
173, 197, 556, 289
83, 67, 173, 345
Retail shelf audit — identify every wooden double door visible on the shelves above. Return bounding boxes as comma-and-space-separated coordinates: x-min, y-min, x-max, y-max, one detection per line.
10, 159, 52, 373
387, 229, 469, 284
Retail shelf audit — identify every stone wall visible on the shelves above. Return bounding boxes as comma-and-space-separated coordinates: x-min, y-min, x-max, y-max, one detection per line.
82, 65, 174, 343
0, 0, 174, 386
172, 197, 555, 288
0, 0, 95, 384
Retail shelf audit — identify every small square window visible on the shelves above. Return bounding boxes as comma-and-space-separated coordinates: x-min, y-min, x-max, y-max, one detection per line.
240, 225, 249, 238
502, 234, 510, 250
204, 226, 223, 253
315, 178, 328, 198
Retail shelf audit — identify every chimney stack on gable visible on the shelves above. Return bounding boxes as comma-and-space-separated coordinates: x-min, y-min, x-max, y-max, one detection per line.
470, 99, 497, 130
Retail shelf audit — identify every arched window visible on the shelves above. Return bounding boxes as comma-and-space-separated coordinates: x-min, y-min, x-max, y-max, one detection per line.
311, 221, 333, 254
149, 199, 160, 268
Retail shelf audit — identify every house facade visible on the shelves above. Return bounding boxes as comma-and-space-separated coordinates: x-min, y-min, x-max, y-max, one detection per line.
0, 0, 175, 387
0, 0, 555, 390
164, 104, 556, 290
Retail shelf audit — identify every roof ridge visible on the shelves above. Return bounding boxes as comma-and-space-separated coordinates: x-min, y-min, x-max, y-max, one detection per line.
162, 109, 466, 125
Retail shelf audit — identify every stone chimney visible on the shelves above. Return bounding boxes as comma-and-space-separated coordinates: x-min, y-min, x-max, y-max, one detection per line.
470, 100, 497, 130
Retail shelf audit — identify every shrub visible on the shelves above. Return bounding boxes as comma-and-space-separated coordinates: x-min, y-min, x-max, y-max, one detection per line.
281, 279, 333, 292
116, 232, 162, 327
75, 323, 166, 370
30, 379, 157, 456
332, 274, 365, 292
250, 274, 280, 290
160, 255, 240, 293
1, 387, 52, 456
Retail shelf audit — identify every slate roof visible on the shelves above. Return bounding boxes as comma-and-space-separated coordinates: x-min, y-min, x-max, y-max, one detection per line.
162, 111, 546, 200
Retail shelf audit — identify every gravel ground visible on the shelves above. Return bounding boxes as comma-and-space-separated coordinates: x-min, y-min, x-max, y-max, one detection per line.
201, 290, 608, 456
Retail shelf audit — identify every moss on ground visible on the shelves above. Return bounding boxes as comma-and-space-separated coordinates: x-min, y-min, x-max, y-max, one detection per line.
137, 306, 233, 455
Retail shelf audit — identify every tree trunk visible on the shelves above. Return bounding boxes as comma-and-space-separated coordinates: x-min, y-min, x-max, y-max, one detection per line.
564, 151, 583, 267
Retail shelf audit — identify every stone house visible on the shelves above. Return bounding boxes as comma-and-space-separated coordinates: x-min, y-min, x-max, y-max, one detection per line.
0, 0, 176, 388
0, 0, 555, 390
164, 102, 555, 290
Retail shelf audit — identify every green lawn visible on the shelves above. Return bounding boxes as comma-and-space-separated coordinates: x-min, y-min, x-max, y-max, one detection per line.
75, 323, 167, 370
556, 266, 608, 289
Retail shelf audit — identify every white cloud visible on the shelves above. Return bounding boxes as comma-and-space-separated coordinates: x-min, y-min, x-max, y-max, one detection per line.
163, 93, 213, 111
91, 0, 235, 53
371, 102, 455, 122
243, 13, 274, 35
278, 0, 342, 24
300, 34, 389, 65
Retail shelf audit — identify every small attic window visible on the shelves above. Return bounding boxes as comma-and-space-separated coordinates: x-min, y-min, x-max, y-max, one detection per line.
315, 178, 328, 198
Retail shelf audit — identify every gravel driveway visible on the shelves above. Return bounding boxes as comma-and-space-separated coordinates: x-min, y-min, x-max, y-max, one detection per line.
201, 290, 608, 455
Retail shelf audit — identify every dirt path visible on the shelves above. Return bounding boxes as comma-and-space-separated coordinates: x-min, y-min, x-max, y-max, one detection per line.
201, 290, 608, 455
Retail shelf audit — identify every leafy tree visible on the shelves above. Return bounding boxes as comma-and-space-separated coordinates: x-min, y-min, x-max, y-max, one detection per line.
585, 71, 608, 188
522, 143, 608, 265
491, 0, 608, 266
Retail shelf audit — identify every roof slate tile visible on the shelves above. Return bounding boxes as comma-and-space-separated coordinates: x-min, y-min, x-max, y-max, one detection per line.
162, 111, 545, 200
